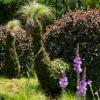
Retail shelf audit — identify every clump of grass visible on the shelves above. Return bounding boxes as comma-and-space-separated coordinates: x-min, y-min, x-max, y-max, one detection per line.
58, 91, 75, 100
0, 77, 75, 100
6, 19, 21, 31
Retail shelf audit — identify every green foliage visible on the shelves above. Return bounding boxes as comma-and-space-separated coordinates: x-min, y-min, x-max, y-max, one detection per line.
0, 0, 27, 23
0, 77, 75, 100
85, 0, 100, 8
45, 9, 100, 91
19, 1, 68, 97
0, 93, 16, 100
19, 1, 55, 20
34, 57, 69, 97
51, 59, 69, 71
26, 18, 67, 97
31, 21, 68, 97
18, 1, 55, 31
40, 0, 100, 18
6, 19, 21, 30
4, 32, 21, 77
0, 25, 34, 77
0, 0, 14, 4
0, 0, 100, 23
2, 20, 21, 77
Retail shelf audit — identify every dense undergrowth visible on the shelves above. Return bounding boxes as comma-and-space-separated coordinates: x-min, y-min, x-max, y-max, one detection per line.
45, 9, 100, 92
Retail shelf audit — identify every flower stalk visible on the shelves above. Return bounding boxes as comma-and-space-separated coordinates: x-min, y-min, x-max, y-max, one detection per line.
95, 92, 100, 100
59, 72, 68, 100
88, 80, 95, 100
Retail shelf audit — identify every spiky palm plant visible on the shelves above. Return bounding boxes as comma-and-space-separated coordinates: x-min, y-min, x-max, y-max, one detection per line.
7, 19, 21, 31
18, 1, 55, 34
19, 1, 54, 21
19, 1, 68, 98
5, 20, 21, 77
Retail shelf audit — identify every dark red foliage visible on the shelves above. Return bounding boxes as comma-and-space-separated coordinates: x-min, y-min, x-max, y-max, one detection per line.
45, 9, 100, 59
45, 9, 100, 36
45, 9, 100, 91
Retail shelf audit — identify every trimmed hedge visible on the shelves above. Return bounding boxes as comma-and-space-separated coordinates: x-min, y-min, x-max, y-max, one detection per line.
45, 9, 100, 91
0, 26, 34, 77
30, 21, 69, 97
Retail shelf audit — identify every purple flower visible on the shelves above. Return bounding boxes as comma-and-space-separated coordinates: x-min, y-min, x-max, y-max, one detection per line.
73, 54, 82, 73
95, 91, 98, 95
59, 73, 68, 90
77, 80, 88, 96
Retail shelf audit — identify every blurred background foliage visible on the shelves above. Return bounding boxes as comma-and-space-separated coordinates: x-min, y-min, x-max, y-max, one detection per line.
0, 0, 27, 23
0, 0, 100, 24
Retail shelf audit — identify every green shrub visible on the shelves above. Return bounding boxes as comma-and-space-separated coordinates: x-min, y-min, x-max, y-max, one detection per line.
45, 9, 100, 91
0, 0, 100, 23
34, 55, 69, 97
0, 26, 6, 75
0, 25, 34, 77
4, 32, 20, 77
0, 93, 16, 100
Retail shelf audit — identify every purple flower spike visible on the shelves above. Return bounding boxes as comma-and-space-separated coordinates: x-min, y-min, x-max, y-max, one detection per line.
77, 80, 88, 96
59, 73, 68, 90
73, 54, 82, 73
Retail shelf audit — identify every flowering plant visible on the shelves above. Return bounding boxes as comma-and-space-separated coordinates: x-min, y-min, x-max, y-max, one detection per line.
58, 43, 100, 100
59, 72, 68, 90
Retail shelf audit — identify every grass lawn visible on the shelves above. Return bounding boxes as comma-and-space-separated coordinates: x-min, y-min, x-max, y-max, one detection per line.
0, 76, 75, 100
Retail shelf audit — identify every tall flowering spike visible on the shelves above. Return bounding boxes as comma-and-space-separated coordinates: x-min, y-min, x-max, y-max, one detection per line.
73, 54, 82, 73
77, 80, 88, 96
59, 73, 68, 90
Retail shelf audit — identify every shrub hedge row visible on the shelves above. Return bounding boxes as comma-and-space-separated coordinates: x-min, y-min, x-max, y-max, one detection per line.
0, 26, 34, 76
0, 9, 100, 92
45, 9, 100, 91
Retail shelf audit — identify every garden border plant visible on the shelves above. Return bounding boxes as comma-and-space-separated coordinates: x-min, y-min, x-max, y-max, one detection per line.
45, 9, 100, 94
58, 43, 100, 100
